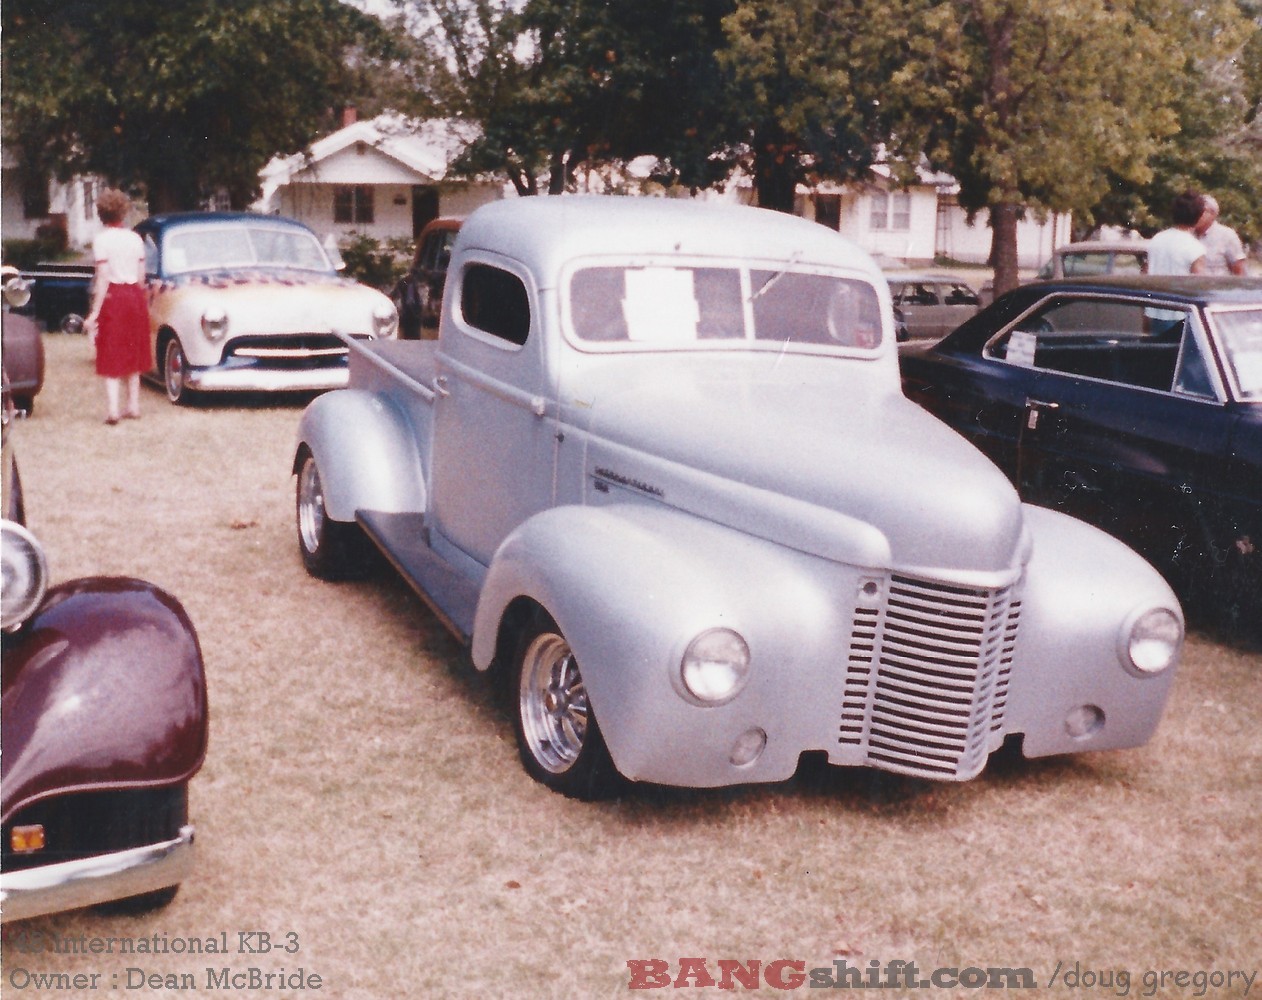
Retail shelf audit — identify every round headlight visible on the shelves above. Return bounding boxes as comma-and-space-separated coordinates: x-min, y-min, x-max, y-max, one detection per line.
372, 300, 398, 338
201, 305, 229, 341
1124, 607, 1182, 674
680, 628, 751, 705
2, 520, 49, 630
3, 274, 32, 309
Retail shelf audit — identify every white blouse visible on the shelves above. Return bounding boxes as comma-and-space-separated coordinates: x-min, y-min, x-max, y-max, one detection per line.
93, 226, 145, 285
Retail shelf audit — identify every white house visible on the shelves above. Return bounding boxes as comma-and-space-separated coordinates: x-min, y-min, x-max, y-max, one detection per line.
1, 147, 105, 254
253, 110, 505, 244
699, 162, 1070, 270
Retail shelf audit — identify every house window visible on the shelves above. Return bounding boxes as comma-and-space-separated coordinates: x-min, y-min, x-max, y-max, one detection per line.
869, 190, 911, 232
334, 185, 374, 224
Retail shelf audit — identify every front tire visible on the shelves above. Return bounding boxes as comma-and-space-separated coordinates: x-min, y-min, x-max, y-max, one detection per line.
162, 336, 192, 405
295, 447, 370, 580
512, 613, 619, 799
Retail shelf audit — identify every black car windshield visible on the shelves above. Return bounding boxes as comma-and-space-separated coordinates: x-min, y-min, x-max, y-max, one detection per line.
567, 264, 882, 350
162, 224, 332, 275
1215, 308, 1262, 399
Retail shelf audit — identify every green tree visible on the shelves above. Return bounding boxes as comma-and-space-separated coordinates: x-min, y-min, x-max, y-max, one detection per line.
2, 0, 396, 211
887, 0, 1240, 293
1092, 0, 1262, 243
718, 0, 913, 212
407, 0, 737, 195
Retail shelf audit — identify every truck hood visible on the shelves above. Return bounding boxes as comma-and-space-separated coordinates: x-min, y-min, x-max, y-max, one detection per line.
581, 357, 1026, 577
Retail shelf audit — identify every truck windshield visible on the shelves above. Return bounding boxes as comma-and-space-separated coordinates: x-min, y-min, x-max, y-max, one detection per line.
568, 265, 883, 350
162, 224, 332, 275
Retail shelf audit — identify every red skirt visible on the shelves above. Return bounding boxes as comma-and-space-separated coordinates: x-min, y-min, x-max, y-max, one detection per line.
96, 283, 153, 378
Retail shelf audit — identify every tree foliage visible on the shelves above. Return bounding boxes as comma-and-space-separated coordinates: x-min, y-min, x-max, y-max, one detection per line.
407, 0, 737, 195
2, 0, 396, 211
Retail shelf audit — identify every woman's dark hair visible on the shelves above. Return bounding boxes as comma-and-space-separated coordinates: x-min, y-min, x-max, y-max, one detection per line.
1171, 189, 1205, 227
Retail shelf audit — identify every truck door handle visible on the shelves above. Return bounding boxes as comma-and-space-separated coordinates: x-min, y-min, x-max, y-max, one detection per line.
433, 375, 450, 397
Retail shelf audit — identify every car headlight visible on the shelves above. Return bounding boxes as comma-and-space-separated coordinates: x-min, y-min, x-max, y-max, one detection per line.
201, 305, 229, 341
2, 274, 32, 309
372, 300, 398, 338
368, 300, 396, 340
1122, 607, 1182, 675
2, 519, 48, 630
680, 628, 751, 705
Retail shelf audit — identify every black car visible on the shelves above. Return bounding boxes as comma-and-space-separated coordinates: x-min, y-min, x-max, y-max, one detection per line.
900, 276, 1262, 628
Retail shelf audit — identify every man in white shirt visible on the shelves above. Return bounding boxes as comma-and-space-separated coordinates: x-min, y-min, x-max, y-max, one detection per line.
1195, 195, 1248, 275
1148, 190, 1207, 276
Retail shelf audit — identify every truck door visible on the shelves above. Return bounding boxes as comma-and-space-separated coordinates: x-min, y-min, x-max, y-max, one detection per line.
428, 257, 557, 567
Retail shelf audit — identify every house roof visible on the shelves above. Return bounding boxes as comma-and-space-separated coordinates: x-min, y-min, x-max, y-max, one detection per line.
258, 112, 480, 193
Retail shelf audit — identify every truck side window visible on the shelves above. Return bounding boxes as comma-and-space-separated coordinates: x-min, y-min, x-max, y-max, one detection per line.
460, 263, 530, 346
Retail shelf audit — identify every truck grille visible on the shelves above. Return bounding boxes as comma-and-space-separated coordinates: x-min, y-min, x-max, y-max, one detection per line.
839, 573, 1021, 780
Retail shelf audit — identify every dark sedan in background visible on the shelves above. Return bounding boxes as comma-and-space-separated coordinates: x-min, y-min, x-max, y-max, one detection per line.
901, 276, 1261, 630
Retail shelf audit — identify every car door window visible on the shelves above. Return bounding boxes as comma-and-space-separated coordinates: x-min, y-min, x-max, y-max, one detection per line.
905, 283, 939, 306
944, 283, 980, 306
986, 296, 1190, 392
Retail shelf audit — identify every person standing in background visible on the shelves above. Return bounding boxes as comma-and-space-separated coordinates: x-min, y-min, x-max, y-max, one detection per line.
84, 188, 152, 424
1147, 190, 1207, 276
1195, 194, 1248, 275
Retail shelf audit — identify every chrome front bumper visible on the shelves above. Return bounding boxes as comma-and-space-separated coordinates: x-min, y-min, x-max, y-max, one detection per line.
0, 825, 194, 923
184, 365, 350, 393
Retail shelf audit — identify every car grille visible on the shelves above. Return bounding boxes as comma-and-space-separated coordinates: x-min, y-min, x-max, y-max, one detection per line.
1, 787, 187, 872
226, 334, 367, 361
839, 573, 1021, 780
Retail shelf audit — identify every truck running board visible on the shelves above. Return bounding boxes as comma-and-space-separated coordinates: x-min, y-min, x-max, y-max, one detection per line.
356, 510, 478, 644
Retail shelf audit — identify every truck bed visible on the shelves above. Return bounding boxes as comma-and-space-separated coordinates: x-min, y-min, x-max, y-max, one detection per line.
349, 338, 440, 396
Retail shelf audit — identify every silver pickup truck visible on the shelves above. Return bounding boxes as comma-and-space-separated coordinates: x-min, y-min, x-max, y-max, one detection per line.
293, 197, 1183, 799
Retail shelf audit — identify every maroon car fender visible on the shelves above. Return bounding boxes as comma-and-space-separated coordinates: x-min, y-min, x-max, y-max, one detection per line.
1, 578, 208, 825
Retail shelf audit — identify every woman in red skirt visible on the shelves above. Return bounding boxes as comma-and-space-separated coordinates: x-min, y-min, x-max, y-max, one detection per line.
85, 188, 152, 424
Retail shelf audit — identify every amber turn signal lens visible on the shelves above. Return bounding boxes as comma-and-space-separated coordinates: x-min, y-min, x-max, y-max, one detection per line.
11, 824, 46, 853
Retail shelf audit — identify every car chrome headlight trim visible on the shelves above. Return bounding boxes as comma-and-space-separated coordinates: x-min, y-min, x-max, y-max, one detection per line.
680, 627, 751, 706
2, 519, 49, 630
1120, 606, 1183, 676
200, 305, 229, 341
372, 300, 398, 338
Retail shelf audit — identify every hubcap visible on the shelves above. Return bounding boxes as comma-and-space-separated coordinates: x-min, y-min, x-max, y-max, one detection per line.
297, 458, 325, 554
165, 341, 184, 401
519, 632, 588, 774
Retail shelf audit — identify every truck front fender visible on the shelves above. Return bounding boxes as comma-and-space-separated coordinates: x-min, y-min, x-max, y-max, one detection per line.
295, 388, 426, 522
473, 503, 865, 786
1005, 505, 1183, 759
1, 578, 208, 825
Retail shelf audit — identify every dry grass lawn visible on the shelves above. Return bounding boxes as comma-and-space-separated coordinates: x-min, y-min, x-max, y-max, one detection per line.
3, 334, 1259, 999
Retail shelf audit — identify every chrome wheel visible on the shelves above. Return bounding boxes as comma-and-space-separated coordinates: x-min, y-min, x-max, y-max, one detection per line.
518, 632, 589, 774
296, 455, 326, 559
164, 337, 187, 404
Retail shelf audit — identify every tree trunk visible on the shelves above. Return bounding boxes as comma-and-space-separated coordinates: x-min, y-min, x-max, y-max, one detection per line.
990, 201, 1021, 298
752, 123, 799, 214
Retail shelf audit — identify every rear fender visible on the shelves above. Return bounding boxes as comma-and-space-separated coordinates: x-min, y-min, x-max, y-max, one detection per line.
1, 578, 209, 824
294, 389, 426, 522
